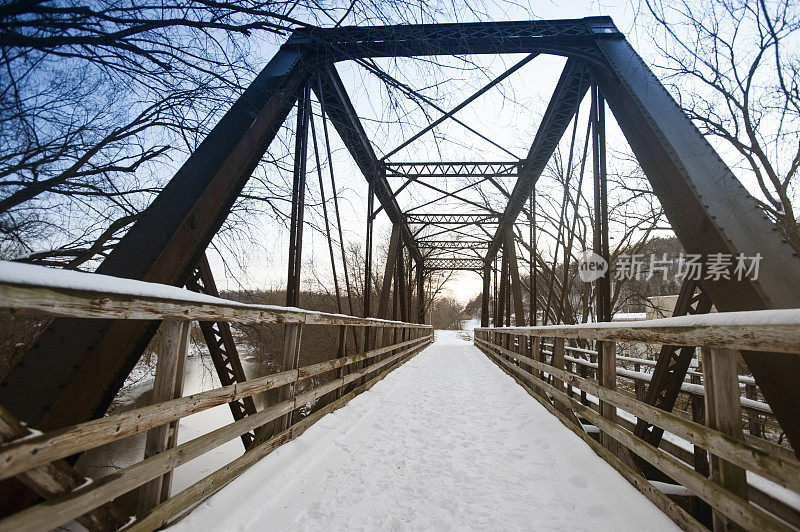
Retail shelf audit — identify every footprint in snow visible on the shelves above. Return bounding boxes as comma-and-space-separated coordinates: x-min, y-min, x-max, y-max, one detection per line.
568, 475, 588, 488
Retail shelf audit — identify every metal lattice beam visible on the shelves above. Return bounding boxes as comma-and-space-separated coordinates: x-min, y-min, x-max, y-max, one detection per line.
406, 213, 500, 225
289, 18, 618, 59
385, 161, 519, 178
424, 258, 485, 271
313, 66, 421, 263
486, 58, 591, 259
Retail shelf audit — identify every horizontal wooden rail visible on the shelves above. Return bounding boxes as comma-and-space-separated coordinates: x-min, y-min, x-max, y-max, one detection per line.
0, 276, 431, 328
567, 346, 756, 386
0, 263, 434, 531
477, 340, 789, 532
475, 309, 800, 353
475, 313, 800, 532
475, 337, 800, 493
0, 338, 432, 532
0, 335, 429, 480
558, 353, 774, 415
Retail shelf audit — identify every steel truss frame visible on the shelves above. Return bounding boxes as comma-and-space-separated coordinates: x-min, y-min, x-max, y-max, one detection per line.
4, 16, 800, 462
384, 161, 519, 178
424, 258, 485, 271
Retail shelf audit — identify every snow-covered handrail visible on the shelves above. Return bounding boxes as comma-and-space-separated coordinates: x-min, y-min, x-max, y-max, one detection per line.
476, 308, 800, 353
474, 313, 800, 531
0, 261, 430, 328
0, 260, 434, 531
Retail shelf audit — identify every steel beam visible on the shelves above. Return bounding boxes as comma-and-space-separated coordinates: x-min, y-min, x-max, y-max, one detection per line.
424, 258, 485, 271
1, 44, 313, 429
416, 240, 490, 250
497, 247, 508, 327
591, 35, 800, 453
292, 18, 618, 59
286, 87, 310, 308
505, 231, 526, 326
312, 66, 421, 263
481, 264, 491, 327
529, 190, 537, 325
416, 260, 426, 324
397, 244, 408, 322
406, 213, 500, 225
591, 84, 611, 323
382, 52, 537, 160
185, 255, 258, 448
486, 59, 591, 259
633, 279, 713, 452
377, 225, 400, 319
385, 162, 519, 178
364, 182, 375, 318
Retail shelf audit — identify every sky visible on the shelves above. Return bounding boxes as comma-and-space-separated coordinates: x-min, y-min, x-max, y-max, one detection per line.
203, 0, 779, 308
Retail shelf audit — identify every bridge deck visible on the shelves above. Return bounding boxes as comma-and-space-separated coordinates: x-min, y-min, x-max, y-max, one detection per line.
173, 331, 678, 530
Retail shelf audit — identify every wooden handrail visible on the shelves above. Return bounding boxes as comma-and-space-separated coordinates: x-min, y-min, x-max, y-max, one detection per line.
0, 335, 429, 480
484, 346, 784, 531
474, 319, 800, 532
0, 338, 432, 532
0, 262, 434, 531
0, 276, 432, 328
475, 308, 800, 353
476, 337, 800, 493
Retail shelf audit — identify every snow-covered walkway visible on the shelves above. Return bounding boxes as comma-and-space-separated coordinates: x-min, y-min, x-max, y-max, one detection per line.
173, 331, 678, 531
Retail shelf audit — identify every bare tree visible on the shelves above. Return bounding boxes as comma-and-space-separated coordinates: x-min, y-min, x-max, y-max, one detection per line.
642, 0, 800, 249
0, 0, 490, 267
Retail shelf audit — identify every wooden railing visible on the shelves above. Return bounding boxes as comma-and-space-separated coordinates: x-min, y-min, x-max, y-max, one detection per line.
0, 269, 432, 531
475, 312, 800, 532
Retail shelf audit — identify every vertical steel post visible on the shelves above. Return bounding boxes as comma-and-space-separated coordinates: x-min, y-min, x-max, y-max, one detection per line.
286, 86, 310, 308
397, 243, 408, 322
278, 86, 309, 438
497, 246, 508, 329
591, 83, 611, 323
530, 190, 537, 325
417, 260, 426, 324
505, 231, 525, 326
363, 181, 375, 320
376, 225, 400, 319
481, 263, 491, 327
492, 256, 499, 326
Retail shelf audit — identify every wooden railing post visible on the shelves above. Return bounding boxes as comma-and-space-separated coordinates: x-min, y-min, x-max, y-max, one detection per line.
690, 371, 710, 477
136, 319, 190, 517
701, 347, 748, 532
520, 333, 531, 373
598, 340, 616, 449
276, 322, 304, 433
336, 324, 347, 400
551, 337, 566, 413
744, 384, 762, 437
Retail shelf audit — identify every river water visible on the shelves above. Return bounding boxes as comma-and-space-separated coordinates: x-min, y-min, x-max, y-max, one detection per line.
74, 352, 259, 499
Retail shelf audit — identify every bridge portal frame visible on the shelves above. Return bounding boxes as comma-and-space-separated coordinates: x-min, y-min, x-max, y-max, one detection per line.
3, 16, 800, 466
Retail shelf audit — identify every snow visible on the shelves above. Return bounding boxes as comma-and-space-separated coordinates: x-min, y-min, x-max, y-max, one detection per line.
0, 260, 227, 304
613, 312, 647, 321
495, 307, 800, 331
172, 331, 678, 531
0, 260, 408, 324
649, 481, 692, 497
